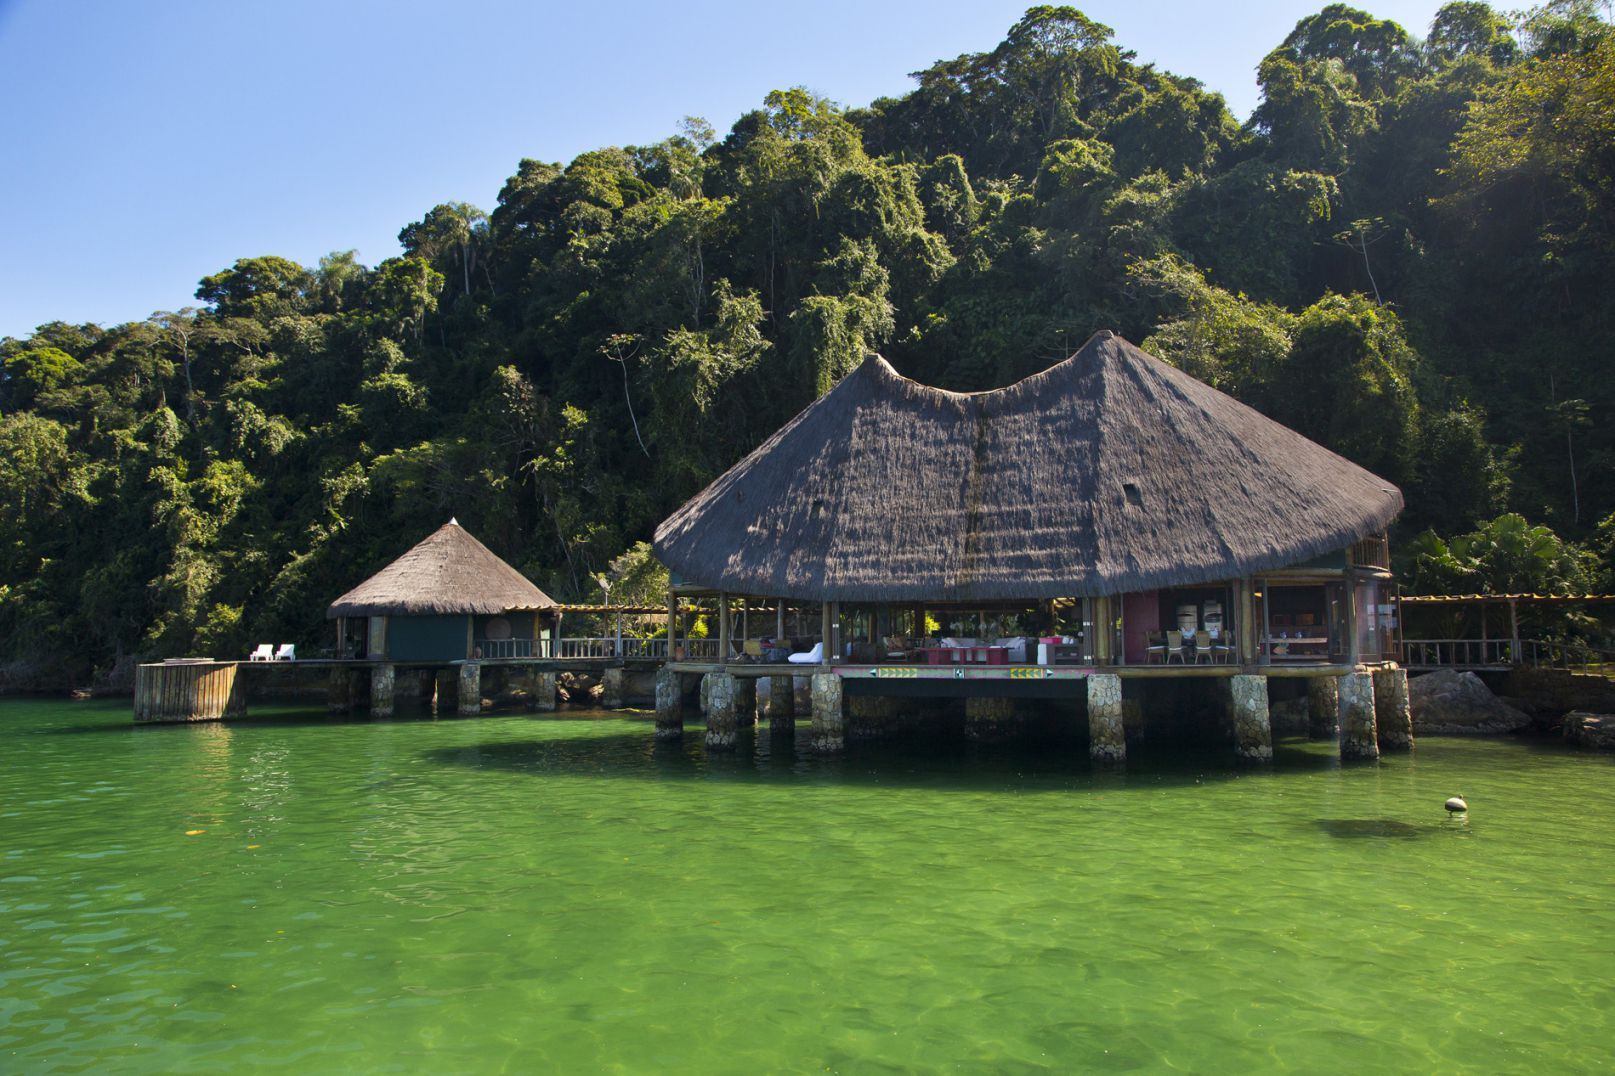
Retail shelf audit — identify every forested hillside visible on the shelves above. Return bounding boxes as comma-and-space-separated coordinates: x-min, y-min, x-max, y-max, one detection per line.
3, 3, 1612, 688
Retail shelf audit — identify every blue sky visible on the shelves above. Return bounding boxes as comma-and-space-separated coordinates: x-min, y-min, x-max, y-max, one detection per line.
0, 0, 1449, 340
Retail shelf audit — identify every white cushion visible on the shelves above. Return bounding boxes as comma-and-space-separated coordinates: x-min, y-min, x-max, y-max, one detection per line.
787, 641, 823, 664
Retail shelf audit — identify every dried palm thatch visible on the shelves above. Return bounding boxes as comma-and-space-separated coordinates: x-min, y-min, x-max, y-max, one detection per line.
327, 520, 555, 617
654, 331, 1403, 601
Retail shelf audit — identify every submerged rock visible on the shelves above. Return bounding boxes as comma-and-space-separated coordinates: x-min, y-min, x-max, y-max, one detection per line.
1409, 669, 1530, 735
1564, 711, 1615, 752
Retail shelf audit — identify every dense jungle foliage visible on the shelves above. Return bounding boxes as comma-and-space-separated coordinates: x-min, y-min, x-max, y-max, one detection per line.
3, 3, 1613, 687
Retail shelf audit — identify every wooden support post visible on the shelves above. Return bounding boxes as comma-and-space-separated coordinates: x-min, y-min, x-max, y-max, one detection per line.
1087, 673, 1124, 761
1338, 671, 1379, 761
1307, 675, 1339, 739
667, 589, 679, 660
717, 591, 731, 662
614, 611, 624, 658
810, 672, 844, 752
1092, 597, 1113, 664
1509, 599, 1521, 665
457, 663, 481, 716
705, 672, 737, 750
776, 599, 786, 644
601, 666, 626, 709
371, 664, 395, 718
1236, 578, 1257, 667
733, 676, 757, 728
1228, 674, 1273, 761
820, 603, 832, 664
1372, 667, 1413, 751
654, 666, 683, 739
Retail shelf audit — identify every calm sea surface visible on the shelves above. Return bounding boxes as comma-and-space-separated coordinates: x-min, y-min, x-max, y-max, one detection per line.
1, 699, 1611, 1072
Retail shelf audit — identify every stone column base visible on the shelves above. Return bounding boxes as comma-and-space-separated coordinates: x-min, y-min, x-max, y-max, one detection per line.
457, 663, 482, 716
601, 666, 626, 710
848, 694, 900, 740
810, 673, 844, 752
370, 664, 396, 718
654, 666, 683, 739
1087, 674, 1125, 762
1228, 674, 1273, 761
733, 677, 757, 729
1373, 667, 1413, 751
963, 696, 1016, 743
705, 672, 737, 750
532, 670, 558, 713
767, 675, 796, 734
1307, 675, 1340, 740
1339, 671, 1379, 761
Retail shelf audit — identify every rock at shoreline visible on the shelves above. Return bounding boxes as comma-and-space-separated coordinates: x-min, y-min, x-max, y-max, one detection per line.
1409, 669, 1530, 735
1564, 711, 1615, 752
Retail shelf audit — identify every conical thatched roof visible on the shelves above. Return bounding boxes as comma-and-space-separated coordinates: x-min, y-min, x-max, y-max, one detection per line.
653, 331, 1403, 602
327, 521, 555, 617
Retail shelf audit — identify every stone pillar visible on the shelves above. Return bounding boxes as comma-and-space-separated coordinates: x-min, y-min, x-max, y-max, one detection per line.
1338, 671, 1379, 761
793, 675, 812, 714
370, 664, 395, 718
531, 670, 557, 712
810, 672, 844, 752
1373, 668, 1414, 751
328, 667, 352, 714
705, 672, 737, 751
1087, 673, 1125, 762
848, 694, 899, 741
963, 696, 1015, 742
1307, 675, 1340, 740
733, 677, 758, 728
1228, 674, 1273, 761
767, 675, 795, 733
601, 666, 626, 709
457, 663, 482, 716
654, 666, 683, 739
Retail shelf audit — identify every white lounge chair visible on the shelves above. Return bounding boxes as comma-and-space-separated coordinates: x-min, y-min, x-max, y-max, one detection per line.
787, 641, 824, 664
274, 643, 296, 661
249, 644, 274, 662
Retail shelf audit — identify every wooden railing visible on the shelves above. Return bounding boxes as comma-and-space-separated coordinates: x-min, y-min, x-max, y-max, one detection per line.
1519, 639, 1615, 676
554, 637, 673, 659
1401, 638, 1515, 668
1401, 637, 1615, 675
475, 638, 536, 659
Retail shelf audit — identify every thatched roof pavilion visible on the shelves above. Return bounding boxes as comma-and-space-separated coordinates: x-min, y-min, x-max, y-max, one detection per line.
654, 331, 1402, 602
328, 520, 555, 618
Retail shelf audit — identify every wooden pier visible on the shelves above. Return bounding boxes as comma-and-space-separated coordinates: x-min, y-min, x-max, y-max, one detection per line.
134, 660, 247, 723
132, 654, 663, 724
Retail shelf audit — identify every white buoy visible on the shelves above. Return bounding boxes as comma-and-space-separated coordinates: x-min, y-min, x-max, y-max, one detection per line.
1445, 796, 1468, 813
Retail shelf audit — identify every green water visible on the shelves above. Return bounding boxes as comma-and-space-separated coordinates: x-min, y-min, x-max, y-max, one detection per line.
2, 700, 1612, 1073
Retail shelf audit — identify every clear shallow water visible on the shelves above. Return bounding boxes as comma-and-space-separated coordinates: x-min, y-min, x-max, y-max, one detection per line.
1, 700, 1612, 1073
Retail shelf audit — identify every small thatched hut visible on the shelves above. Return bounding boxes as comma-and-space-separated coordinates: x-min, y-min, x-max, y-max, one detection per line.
327, 520, 556, 661
653, 331, 1402, 669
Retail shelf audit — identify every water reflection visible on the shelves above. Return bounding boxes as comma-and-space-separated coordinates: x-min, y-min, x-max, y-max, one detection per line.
425, 725, 1346, 795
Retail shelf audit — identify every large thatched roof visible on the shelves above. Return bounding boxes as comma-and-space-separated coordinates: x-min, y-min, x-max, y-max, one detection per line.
653, 331, 1403, 601
327, 521, 555, 618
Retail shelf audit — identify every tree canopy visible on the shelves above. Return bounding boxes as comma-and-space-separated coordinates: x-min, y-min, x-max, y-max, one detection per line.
2, 3, 1612, 688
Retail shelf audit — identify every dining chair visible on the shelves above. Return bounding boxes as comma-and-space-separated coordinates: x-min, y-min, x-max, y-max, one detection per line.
1166, 629, 1185, 663
1194, 630, 1213, 664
